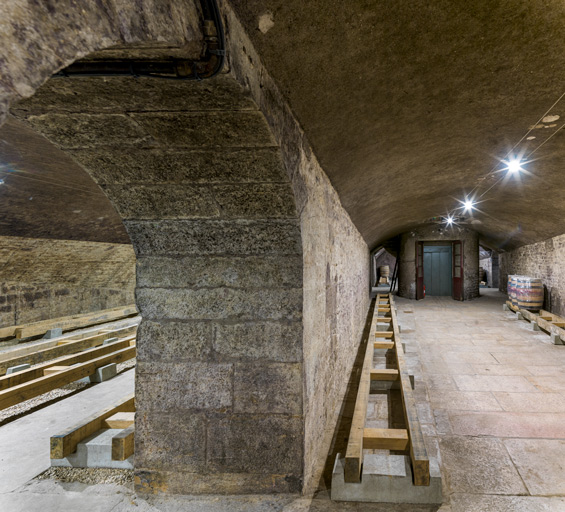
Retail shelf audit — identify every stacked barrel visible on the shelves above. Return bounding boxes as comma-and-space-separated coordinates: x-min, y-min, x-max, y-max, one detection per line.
507, 275, 544, 311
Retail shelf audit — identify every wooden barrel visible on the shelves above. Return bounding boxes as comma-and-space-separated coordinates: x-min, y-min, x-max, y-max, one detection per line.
509, 275, 521, 307
515, 276, 544, 311
379, 265, 390, 277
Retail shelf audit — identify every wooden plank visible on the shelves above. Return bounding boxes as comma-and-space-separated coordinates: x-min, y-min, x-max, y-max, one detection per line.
0, 327, 136, 376
51, 394, 135, 459
370, 369, 399, 381
519, 309, 538, 323
0, 323, 136, 363
378, 307, 391, 313
14, 305, 137, 339
104, 412, 135, 429
552, 322, 565, 328
112, 425, 135, 461
363, 428, 409, 450
375, 331, 394, 338
43, 366, 69, 376
374, 318, 392, 323
0, 346, 136, 411
344, 297, 380, 483
390, 295, 430, 486
0, 337, 134, 391
374, 341, 395, 350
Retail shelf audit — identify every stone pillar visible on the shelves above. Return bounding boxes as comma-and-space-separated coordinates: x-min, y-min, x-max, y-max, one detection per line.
14, 75, 304, 494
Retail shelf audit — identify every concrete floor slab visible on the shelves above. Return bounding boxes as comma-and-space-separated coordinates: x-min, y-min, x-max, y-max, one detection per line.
493, 391, 565, 412
450, 494, 565, 512
0, 369, 134, 494
452, 374, 539, 392
429, 391, 502, 412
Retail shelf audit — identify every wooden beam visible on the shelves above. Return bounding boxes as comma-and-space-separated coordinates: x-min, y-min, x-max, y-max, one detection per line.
104, 412, 135, 429
378, 307, 391, 312
0, 322, 136, 363
0, 337, 134, 391
552, 322, 565, 328
363, 428, 409, 450
14, 305, 137, 339
0, 346, 136, 411
43, 366, 69, 377
51, 394, 135, 459
344, 297, 382, 483
390, 295, 430, 486
374, 341, 395, 350
375, 331, 394, 338
0, 327, 136, 376
112, 425, 135, 461
370, 369, 399, 381
374, 318, 392, 323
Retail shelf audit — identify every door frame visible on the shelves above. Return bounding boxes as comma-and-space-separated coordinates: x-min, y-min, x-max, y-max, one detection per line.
452, 240, 464, 301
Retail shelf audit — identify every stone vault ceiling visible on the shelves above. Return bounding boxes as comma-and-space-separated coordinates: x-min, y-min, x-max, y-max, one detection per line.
228, 0, 565, 251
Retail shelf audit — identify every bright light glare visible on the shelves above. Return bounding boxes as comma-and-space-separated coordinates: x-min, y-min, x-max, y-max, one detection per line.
464, 199, 474, 211
0, 179, 4, 185
445, 216, 454, 225
506, 159, 522, 174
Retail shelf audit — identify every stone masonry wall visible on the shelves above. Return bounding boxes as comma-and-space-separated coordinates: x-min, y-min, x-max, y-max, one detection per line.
14, 75, 304, 494
222, 3, 371, 494
0, 235, 134, 330
398, 224, 479, 300
500, 233, 565, 316
0, 0, 203, 124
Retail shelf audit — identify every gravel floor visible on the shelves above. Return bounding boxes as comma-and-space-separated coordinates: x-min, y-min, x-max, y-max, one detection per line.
37, 467, 134, 486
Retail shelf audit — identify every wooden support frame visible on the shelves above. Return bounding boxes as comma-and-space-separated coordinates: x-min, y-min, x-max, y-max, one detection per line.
51, 394, 135, 459
0, 327, 136, 376
0, 336, 134, 391
344, 293, 430, 486
0, 305, 137, 340
112, 425, 135, 461
0, 345, 136, 411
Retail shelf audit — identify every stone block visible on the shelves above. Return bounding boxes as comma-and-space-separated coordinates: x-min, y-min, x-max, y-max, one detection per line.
136, 320, 212, 363
136, 361, 232, 410
233, 362, 302, 414
103, 184, 219, 220
42, 328, 62, 339
331, 453, 443, 504
212, 184, 297, 219
206, 415, 302, 475
136, 255, 302, 289
124, 219, 302, 256
136, 412, 206, 472
69, 148, 287, 185
214, 321, 302, 362
89, 363, 117, 383
551, 333, 563, 345
533, 322, 541, 331
6, 363, 30, 374
131, 111, 275, 148
26, 113, 153, 149
136, 287, 302, 322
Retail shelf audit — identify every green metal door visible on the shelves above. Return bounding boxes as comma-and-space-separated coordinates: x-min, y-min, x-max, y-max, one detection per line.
423, 245, 452, 296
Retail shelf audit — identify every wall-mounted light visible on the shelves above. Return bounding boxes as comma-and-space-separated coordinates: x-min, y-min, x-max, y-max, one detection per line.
504, 158, 523, 174
463, 199, 475, 212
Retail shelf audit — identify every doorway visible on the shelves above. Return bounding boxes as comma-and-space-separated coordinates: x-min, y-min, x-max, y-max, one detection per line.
423, 245, 453, 296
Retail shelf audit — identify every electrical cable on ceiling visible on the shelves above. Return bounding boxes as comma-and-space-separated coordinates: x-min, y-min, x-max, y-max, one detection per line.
53, 0, 225, 81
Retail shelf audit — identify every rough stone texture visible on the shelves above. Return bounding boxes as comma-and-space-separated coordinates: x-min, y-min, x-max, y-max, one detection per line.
397, 224, 479, 301
0, 0, 204, 123
221, 4, 370, 494
0, 235, 135, 329
14, 75, 304, 495
500, 233, 565, 316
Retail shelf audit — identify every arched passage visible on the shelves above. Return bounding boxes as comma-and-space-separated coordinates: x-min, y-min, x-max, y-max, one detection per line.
12, 74, 305, 494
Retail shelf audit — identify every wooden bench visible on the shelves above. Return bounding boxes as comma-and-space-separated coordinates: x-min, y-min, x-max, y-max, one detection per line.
344, 293, 429, 486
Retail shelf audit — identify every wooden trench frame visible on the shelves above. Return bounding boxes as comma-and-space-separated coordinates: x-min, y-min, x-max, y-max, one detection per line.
344, 293, 430, 486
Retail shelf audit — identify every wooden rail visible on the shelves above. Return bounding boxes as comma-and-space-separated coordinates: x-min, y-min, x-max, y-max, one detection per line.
0, 336, 135, 390
0, 305, 137, 340
344, 293, 430, 485
51, 394, 135, 459
0, 325, 137, 376
0, 345, 136, 411
506, 302, 565, 344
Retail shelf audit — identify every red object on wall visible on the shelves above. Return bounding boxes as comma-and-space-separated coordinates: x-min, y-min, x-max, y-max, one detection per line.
452, 240, 464, 301
416, 241, 424, 300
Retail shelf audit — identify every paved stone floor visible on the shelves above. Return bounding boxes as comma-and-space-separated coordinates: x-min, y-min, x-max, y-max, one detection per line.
3, 289, 565, 510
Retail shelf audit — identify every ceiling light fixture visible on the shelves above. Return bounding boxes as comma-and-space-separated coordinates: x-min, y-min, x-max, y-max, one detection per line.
505, 158, 523, 174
